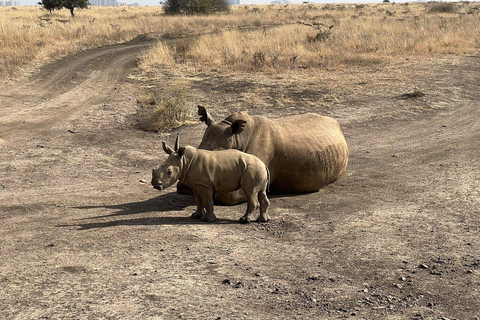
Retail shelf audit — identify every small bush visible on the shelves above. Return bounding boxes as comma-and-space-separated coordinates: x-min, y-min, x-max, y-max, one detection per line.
253, 51, 266, 69
427, 2, 457, 14
174, 39, 195, 63
139, 41, 174, 70
137, 81, 192, 132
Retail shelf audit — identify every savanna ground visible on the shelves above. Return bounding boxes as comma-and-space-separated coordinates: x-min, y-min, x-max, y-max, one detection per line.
1, 2, 479, 319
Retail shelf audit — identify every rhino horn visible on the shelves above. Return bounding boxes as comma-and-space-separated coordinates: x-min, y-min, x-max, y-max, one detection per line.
174, 133, 180, 151
198, 105, 215, 126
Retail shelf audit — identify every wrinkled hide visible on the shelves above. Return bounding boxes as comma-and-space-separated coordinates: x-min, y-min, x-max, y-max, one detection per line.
197, 106, 348, 196
153, 141, 270, 223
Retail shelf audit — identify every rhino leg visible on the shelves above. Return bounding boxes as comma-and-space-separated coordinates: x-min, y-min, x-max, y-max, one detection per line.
191, 210, 204, 219
197, 187, 217, 222
191, 189, 205, 219
239, 191, 259, 224
257, 188, 271, 222
214, 189, 246, 205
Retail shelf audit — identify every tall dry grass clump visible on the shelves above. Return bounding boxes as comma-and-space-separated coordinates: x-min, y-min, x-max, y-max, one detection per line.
135, 80, 192, 132
140, 41, 175, 68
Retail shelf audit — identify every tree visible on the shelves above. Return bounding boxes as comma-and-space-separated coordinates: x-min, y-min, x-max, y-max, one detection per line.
63, 0, 89, 17
162, 0, 229, 15
38, 0, 89, 16
38, 0, 63, 13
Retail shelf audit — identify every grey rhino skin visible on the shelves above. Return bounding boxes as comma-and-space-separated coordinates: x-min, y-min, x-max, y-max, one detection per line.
152, 136, 270, 223
179, 106, 349, 205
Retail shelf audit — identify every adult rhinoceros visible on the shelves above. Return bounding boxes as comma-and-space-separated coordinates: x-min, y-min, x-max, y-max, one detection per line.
179, 105, 348, 205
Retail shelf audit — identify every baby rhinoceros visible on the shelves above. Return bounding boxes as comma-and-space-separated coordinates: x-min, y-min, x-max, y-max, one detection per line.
151, 136, 270, 223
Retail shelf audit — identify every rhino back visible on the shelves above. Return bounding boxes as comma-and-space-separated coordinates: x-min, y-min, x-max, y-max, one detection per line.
243, 113, 348, 193
184, 149, 255, 193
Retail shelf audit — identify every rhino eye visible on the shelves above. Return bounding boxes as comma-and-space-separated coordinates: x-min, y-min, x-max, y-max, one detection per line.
167, 168, 173, 175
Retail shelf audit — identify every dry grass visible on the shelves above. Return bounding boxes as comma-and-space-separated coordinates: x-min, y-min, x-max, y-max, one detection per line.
135, 80, 193, 132
4, 3, 478, 83
139, 2, 480, 72
0, 6, 155, 82
0, 5, 300, 84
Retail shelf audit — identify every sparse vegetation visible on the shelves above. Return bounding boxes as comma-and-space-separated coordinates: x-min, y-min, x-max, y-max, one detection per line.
136, 80, 192, 132
131, 2, 480, 130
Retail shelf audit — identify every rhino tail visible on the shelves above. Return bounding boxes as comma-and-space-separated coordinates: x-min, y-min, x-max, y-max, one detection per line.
265, 165, 270, 193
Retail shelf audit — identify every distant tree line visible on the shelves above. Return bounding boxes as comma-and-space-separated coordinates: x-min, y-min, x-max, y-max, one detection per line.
161, 0, 230, 15
39, 0, 229, 17
38, 0, 89, 16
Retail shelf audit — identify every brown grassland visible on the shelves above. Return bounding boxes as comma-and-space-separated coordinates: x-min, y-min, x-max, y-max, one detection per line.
140, 2, 480, 72
2, 2, 480, 86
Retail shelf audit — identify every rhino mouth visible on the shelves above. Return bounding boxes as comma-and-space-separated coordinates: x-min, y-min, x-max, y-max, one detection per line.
153, 184, 163, 191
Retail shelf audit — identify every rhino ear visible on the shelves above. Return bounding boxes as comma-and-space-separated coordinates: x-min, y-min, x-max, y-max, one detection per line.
162, 142, 174, 155
177, 147, 186, 158
230, 120, 247, 136
174, 133, 180, 151
198, 105, 215, 126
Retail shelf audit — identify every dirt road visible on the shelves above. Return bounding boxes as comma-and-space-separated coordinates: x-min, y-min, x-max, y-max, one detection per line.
0, 36, 479, 320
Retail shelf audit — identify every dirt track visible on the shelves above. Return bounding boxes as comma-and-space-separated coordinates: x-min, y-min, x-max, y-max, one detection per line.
0, 37, 479, 320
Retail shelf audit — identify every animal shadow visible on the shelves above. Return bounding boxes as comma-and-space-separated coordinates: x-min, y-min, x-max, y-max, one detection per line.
60, 192, 237, 230
76, 192, 194, 218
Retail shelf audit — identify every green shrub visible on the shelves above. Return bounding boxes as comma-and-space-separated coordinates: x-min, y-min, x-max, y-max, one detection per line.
162, 0, 230, 15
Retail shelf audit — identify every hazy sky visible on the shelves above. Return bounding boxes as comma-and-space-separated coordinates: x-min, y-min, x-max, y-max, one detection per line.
13, 0, 393, 7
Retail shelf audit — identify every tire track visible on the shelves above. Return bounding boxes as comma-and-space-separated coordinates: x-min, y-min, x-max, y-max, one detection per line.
0, 40, 152, 143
